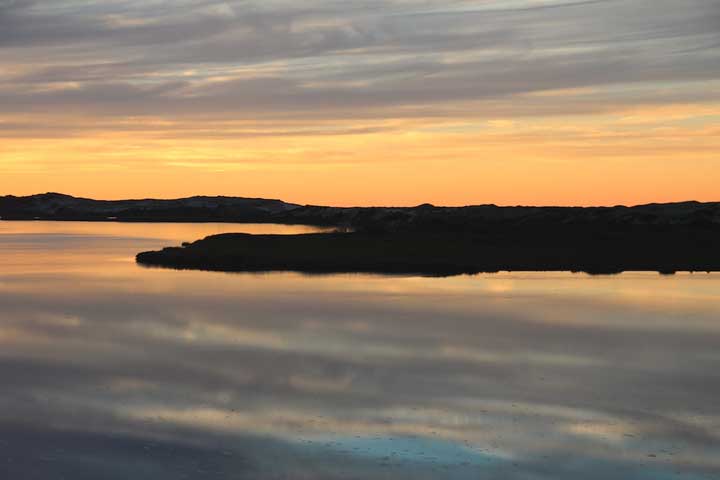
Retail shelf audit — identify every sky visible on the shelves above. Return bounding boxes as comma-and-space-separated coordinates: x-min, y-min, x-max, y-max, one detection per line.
0, 0, 719, 206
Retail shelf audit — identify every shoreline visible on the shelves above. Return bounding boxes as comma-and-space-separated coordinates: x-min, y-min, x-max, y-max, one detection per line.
136, 231, 720, 276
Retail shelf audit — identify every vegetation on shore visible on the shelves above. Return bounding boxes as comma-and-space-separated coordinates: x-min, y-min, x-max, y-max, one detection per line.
136, 227, 720, 275
5, 193, 719, 275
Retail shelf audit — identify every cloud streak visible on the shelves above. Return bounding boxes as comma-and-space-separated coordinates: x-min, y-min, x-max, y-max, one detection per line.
1, 0, 718, 204
1, 0, 718, 121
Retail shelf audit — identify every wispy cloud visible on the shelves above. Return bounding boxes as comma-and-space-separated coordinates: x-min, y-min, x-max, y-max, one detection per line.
1, 0, 718, 121
1, 0, 718, 203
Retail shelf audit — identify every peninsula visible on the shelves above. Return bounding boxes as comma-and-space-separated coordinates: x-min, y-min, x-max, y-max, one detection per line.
130, 198, 719, 275
2, 193, 718, 275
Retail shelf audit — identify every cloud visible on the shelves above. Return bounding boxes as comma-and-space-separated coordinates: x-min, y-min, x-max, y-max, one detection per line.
0, 0, 718, 126
1, 0, 718, 205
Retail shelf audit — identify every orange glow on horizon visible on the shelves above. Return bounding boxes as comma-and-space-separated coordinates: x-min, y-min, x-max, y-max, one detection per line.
2, 0, 718, 207
2, 105, 719, 207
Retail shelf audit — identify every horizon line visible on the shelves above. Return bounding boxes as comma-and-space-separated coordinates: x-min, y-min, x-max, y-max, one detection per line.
2, 192, 718, 210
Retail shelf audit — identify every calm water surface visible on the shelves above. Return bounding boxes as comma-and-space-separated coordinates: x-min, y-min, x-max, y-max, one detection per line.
1, 221, 719, 480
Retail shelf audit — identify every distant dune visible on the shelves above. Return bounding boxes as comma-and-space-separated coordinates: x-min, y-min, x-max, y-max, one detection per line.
2, 193, 719, 232
0, 193, 300, 223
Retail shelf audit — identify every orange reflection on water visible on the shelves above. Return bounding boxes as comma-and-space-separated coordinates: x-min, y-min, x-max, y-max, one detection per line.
0, 221, 719, 479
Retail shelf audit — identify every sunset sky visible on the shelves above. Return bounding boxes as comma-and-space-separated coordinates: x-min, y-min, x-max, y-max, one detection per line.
1, 0, 718, 206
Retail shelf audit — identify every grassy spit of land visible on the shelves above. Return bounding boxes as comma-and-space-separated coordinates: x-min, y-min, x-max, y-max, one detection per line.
136, 227, 720, 275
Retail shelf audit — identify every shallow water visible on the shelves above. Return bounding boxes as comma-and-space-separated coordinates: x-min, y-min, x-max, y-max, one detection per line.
1, 221, 719, 480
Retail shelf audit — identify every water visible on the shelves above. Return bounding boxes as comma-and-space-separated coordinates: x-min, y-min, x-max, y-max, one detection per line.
1, 221, 718, 480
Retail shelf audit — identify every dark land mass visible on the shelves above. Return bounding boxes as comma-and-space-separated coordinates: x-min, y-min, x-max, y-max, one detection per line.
3, 193, 720, 231
136, 227, 720, 276
0, 192, 300, 222
2, 193, 719, 274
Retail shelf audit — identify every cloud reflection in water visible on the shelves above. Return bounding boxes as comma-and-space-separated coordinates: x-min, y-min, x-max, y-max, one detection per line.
0, 222, 719, 479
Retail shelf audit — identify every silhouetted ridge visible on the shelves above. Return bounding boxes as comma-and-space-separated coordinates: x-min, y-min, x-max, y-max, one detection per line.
2, 193, 718, 230
0, 193, 301, 222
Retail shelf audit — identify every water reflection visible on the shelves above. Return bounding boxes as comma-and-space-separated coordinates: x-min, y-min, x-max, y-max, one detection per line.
0, 222, 718, 479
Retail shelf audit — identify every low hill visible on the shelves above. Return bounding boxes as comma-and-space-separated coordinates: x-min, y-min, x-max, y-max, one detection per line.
2, 194, 719, 232
0, 193, 300, 222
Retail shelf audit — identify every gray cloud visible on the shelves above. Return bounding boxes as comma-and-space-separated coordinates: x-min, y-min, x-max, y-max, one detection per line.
0, 0, 718, 130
